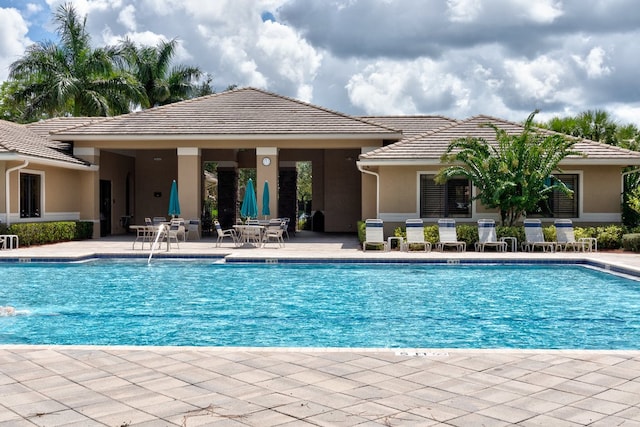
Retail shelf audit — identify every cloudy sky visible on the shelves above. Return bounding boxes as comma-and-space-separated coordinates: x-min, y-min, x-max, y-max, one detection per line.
1, 0, 639, 126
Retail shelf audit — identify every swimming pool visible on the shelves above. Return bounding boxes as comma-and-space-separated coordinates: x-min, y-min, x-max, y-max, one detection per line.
1, 261, 639, 349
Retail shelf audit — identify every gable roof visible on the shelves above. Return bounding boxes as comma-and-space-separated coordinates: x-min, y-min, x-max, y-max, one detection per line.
359, 115, 640, 166
358, 115, 456, 138
27, 117, 106, 151
0, 120, 93, 169
52, 87, 403, 140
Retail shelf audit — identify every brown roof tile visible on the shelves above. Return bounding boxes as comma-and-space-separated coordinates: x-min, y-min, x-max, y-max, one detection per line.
360, 115, 640, 164
0, 120, 90, 166
358, 115, 456, 137
53, 87, 402, 138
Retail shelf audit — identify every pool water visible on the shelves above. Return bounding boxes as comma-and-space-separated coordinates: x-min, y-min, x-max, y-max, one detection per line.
1, 261, 639, 349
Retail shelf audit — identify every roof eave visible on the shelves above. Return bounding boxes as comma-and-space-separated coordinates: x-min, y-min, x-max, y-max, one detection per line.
51, 132, 403, 141
0, 152, 97, 170
357, 158, 640, 167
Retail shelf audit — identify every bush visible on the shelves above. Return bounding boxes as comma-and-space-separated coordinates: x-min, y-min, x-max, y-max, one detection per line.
7, 221, 93, 247
456, 224, 478, 248
594, 225, 625, 250
622, 233, 640, 252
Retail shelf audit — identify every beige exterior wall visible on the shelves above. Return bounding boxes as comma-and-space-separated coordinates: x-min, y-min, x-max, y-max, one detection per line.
323, 149, 361, 232
372, 163, 626, 228
99, 151, 135, 234
177, 148, 202, 222
133, 149, 177, 225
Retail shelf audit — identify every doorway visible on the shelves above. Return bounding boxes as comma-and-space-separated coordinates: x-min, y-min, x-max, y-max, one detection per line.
100, 180, 111, 236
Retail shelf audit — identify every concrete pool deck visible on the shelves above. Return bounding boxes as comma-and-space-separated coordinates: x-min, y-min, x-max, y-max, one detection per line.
1, 232, 640, 426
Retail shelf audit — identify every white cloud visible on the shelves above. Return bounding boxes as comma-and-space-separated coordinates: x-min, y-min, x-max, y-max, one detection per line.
117, 4, 136, 32
573, 46, 612, 78
504, 56, 566, 101
447, 0, 482, 23
512, 0, 563, 24
0, 8, 32, 81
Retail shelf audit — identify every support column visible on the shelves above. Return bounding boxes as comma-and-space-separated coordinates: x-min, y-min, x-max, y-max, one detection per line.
177, 147, 201, 221
217, 162, 238, 229
74, 147, 101, 238
256, 147, 278, 219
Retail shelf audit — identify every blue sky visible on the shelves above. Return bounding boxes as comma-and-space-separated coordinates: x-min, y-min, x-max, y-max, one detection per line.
1, 0, 640, 127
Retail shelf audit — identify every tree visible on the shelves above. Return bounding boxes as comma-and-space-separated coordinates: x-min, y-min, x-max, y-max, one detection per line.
8, 3, 144, 119
120, 38, 202, 108
435, 111, 580, 226
546, 109, 617, 145
0, 81, 27, 123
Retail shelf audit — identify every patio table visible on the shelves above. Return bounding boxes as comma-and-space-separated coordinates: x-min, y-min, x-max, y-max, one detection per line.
233, 225, 264, 247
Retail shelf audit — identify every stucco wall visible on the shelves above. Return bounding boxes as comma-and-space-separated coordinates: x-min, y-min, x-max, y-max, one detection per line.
99, 151, 136, 233
323, 149, 361, 232
133, 149, 177, 224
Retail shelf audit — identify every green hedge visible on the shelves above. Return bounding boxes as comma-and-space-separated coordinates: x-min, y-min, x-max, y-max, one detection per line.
622, 233, 640, 252
1, 221, 93, 247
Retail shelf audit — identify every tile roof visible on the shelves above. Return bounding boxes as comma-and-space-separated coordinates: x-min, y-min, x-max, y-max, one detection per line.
52, 87, 402, 139
27, 117, 106, 151
358, 115, 456, 137
0, 120, 90, 167
359, 115, 640, 164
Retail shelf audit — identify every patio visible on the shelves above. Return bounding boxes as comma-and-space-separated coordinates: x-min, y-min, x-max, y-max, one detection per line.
1, 233, 640, 426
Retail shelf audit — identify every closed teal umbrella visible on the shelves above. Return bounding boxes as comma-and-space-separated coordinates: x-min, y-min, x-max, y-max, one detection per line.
261, 180, 270, 218
168, 180, 181, 218
240, 178, 258, 219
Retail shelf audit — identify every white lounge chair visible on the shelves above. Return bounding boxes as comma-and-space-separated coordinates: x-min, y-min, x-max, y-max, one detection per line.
401, 219, 431, 252
554, 219, 596, 251
475, 219, 508, 252
214, 220, 238, 247
363, 219, 389, 251
436, 219, 466, 251
522, 219, 556, 252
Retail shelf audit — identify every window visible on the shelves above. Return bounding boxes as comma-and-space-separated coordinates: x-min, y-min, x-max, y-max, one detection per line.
420, 175, 471, 218
20, 172, 42, 218
531, 174, 579, 218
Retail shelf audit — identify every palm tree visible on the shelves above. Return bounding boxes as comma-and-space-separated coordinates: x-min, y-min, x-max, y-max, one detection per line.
120, 38, 202, 108
8, 3, 144, 119
435, 111, 580, 226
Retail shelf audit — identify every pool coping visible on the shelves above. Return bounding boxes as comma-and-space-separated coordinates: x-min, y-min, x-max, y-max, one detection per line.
3, 251, 640, 279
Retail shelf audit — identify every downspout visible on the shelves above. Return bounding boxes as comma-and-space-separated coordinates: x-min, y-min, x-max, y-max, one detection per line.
5, 160, 29, 226
356, 163, 380, 218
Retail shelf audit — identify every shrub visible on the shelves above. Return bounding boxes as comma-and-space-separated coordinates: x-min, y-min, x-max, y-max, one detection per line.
622, 233, 640, 252
594, 225, 625, 250
456, 224, 478, 249
7, 221, 93, 246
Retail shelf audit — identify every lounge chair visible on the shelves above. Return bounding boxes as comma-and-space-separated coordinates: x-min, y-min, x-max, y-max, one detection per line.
475, 219, 508, 252
554, 219, 597, 251
214, 220, 238, 247
522, 219, 556, 252
363, 219, 389, 251
401, 219, 431, 252
436, 219, 466, 251
262, 219, 285, 247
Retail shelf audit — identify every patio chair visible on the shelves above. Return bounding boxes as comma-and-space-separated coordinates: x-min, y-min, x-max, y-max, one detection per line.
522, 219, 557, 252
262, 219, 285, 248
475, 219, 508, 252
401, 219, 431, 252
215, 220, 239, 247
363, 219, 389, 251
165, 220, 184, 249
436, 219, 466, 251
554, 219, 596, 251
152, 216, 167, 225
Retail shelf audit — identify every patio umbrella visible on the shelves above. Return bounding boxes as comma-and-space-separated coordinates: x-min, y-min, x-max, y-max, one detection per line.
240, 178, 258, 219
261, 180, 270, 218
168, 180, 181, 218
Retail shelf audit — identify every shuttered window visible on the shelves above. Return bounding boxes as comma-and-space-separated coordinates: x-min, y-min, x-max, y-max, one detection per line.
530, 174, 579, 218
420, 175, 471, 218
20, 172, 42, 218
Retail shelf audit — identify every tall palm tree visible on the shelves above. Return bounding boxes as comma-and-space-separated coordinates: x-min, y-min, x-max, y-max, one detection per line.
120, 38, 202, 108
9, 3, 144, 119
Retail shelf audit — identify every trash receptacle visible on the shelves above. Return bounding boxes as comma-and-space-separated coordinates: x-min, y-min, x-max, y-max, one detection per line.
312, 210, 324, 232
